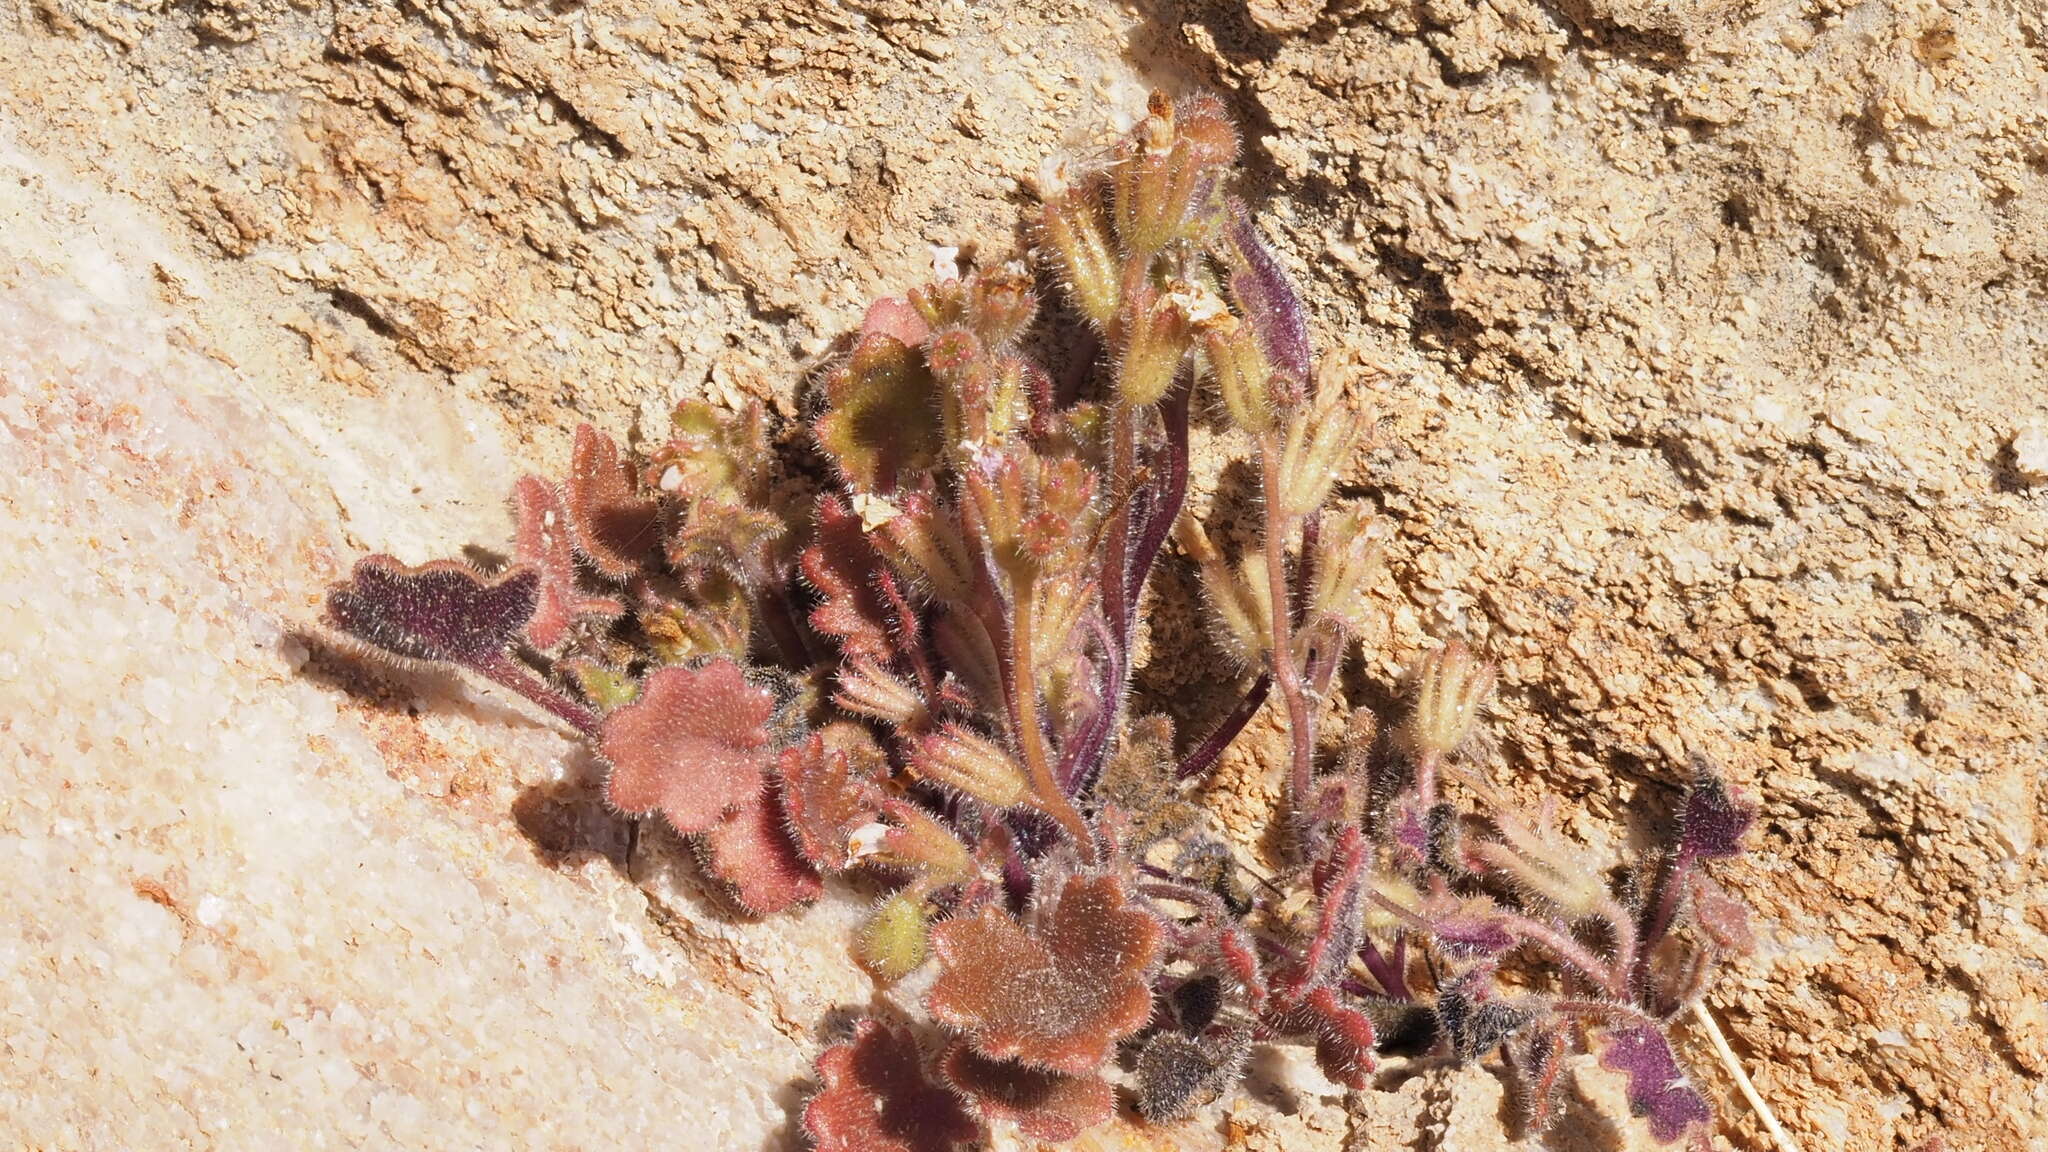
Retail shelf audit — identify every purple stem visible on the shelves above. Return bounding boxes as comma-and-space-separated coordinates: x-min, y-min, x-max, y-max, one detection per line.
1123, 376, 1192, 628
476, 655, 599, 736
1055, 616, 1123, 796
1358, 936, 1410, 1000
1292, 512, 1320, 615
1630, 846, 1697, 1000
1175, 674, 1271, 781
1055, 375, 1193, 799
1138, 880, 1233, 922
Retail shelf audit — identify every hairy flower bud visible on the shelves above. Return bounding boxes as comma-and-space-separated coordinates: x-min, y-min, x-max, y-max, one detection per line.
851, 800, 975, 889
835, 660, 929, 729
872, 490, 976, 606
913, 725, 1031, 808
1175, 516, 1271, 663
1199, 313, 1274, 433
1467, 820, 1612, 923
969, 264, 1038, 348
1310, 502, 1391, 636
1404, 639, 1496, 761
1113, 91, 1240, 261
1039, 177, 1119, 328
1115, 282, 1197, 407
1277, 393, 1362, 518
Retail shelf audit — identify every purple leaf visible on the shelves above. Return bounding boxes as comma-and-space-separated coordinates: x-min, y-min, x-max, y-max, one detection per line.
1597, 1024, 1713, 1144
1268, 986, 1376, 1089
564, 424, 661, 578
801, 494, 896, 664
327, 555, 537, 668
1222, 198, 1312, 385
511, 476, 623, 649
699, 778, 822, 915
325, 554, 598, 733
1678, 761, 1755, 860
777, 723, 886, 872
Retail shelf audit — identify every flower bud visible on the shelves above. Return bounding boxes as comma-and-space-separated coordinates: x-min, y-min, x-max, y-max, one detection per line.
1199, 313, 1274, 433
1465, 798, 1611, 922
912, 725, 1030, 809
1174, 516, 1271, 663
873, 490, 976, 605
834, 660, 929, 729
1115, 282, 1196, 407
1310, 503, 1391, 636
1039, 180, 1119, 328
1277, 394, 1362, 518
1404, 639, 1495, 760
969, 263, 1038, 348
852, 799, 975, 888
1113, 91, 1239, 261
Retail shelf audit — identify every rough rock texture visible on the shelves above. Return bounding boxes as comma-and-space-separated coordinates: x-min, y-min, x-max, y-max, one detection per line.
2, 0, 2043, 1150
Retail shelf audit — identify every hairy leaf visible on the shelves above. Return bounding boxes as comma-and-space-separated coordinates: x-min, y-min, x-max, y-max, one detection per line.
802, 494, 896, 663
940, 1043, 1113, 1143
928, 872, 1162, 1073
857, 295, 931, 349
816, 326, 943, 492
565, 423, 660, 578
1220, 198, 1311, 386
327, 555, 537, 669
665, 495, 786, 580
511, 476, 622, 649
1270, 985, 1376, 1090
701, 779, 822, 914
1678, 762, 1754, 860
778, 723, 887, 872
1512, 1021, 1569, 1135
599, 659, 775, 834
1597, 1024, 1713, 1144
1134, 1030, 1246, 1122
803, 1019, 978, 1152
1435, 982, 1530, 1063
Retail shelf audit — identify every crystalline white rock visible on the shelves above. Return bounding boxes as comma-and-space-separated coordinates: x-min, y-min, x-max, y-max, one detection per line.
0, 181, 864, 1146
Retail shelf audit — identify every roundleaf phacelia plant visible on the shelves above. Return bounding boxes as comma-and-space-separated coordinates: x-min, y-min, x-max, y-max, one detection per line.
321, 92, 1770, 1150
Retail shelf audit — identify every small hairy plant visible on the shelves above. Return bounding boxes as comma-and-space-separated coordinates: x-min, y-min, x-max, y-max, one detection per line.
321, 92, 1768, 1149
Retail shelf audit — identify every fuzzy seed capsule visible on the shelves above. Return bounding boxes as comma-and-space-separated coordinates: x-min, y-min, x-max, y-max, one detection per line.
857, 892, 930, 982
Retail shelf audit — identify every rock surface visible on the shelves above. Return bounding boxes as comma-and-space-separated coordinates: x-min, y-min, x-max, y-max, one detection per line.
3, 1, 2043, 1150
